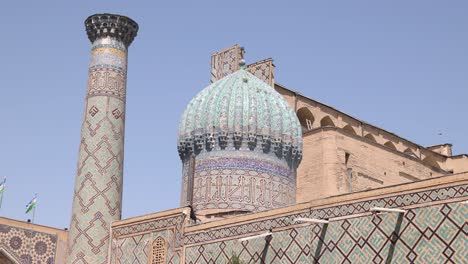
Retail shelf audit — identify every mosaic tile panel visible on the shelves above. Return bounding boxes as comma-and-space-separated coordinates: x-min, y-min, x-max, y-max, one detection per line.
190, 153, 296, 213
186, 226, 311, 264
210, 45, 244, 83
66, 14, 138, 264
0, 224, 58, 264
112, 214, 186, 248
112, 230, 180, 264
185, 201, 467, 263
110, 214, 186, 264
246, 58, 275, 87
185, 183, 468, 244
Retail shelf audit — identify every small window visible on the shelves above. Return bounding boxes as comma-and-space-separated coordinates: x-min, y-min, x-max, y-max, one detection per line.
345, 152, 350, 165
151, 237, 166, 264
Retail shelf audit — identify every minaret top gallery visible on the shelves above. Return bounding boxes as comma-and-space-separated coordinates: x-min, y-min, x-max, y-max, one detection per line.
66, 14, 138, 264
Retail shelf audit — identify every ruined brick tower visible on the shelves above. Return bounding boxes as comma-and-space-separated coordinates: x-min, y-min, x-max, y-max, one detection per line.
66, 14, 138, 264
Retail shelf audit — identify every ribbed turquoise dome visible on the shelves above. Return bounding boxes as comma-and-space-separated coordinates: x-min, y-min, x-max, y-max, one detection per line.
177, 68, 302, 165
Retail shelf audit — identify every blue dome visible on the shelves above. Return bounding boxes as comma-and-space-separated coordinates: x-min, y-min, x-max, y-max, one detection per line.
177, 68, 302, 165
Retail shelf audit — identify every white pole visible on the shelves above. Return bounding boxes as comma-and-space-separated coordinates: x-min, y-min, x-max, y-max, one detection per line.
370, 207, 407, 214
32, 205, 36, 224
0, 177, 6, 209
294, 218, 330, 224
238, 232, 272, 242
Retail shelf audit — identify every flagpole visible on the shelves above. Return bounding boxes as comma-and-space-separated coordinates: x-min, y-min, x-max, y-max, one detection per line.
32, 205, 36, 224
0, 177, 5, 209
32, 193, 37, 224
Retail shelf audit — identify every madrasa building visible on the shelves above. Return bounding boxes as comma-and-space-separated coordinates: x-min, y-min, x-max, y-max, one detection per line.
0, 13, 467, 264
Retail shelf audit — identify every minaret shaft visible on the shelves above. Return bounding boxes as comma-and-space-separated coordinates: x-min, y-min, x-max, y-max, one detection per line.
66, 14, 137, 264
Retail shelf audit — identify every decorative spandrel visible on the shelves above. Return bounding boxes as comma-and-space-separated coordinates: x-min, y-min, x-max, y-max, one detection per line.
210, 45, 244, 83
246, 58, 275, 87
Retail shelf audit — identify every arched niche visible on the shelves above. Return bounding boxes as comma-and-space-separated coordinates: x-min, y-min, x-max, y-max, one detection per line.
296, 107, 314, 132
364, 133, 377, 142
343, 125, 357, 135
320, 116, 335, 127
404, 148, 418, 158
0, 248, 19, 264
384, 141, 397, 150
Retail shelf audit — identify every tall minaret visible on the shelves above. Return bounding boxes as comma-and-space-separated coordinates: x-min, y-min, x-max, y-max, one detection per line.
66, 14, 138, 264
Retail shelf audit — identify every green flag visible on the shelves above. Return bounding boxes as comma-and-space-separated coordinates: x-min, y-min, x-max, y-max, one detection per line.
0, 177, 6, 194
25, 195, 37, 214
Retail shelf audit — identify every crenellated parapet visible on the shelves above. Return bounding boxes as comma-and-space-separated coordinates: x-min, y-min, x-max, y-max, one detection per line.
177, 132, 302, 166
85, 13, 138, 47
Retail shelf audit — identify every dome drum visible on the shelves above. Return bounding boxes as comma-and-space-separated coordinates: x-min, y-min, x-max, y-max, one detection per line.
180, 151, 297, 215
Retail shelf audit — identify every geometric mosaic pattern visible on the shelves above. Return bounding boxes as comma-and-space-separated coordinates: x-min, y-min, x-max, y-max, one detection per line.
246, 58, 275, 87
210, 45, 244, 83
190, 155, 296, 213
112, 214, 186, 248
184, 183, 468, 244
185, 201, 467, 263
66, 16, 137, 263
111, 220, 184, 264
0, 224, 58, 264
110, 180, 467, 263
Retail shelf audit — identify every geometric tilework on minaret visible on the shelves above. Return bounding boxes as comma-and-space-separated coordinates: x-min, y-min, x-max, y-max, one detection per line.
66, 14, 138, 264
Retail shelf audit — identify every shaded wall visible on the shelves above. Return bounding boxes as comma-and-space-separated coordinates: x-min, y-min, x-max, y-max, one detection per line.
297, 128, 448, 202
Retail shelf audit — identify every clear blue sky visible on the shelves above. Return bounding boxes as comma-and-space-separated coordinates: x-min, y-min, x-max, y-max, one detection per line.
0, 1, 466, 229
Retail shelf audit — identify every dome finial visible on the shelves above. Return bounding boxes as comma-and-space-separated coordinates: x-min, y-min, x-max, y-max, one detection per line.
239, 59, 246, 70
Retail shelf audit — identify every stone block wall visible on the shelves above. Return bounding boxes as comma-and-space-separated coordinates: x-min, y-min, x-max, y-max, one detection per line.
297, 128, 447, 202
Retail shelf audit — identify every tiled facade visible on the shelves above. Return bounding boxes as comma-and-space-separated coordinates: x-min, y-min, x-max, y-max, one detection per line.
108, 174, 468, 264
110, 209, 187, 264
185, 202, 466, 263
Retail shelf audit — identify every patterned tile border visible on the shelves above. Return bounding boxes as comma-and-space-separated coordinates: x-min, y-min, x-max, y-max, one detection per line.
185, 201, 467, 263
184, 183, 468, 244
112, 214, 186, 248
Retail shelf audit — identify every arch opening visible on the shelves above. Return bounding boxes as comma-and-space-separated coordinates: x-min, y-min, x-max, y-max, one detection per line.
384, 141, 397, 150
343, 125, 357, 135
320, 116, 335, 127
364, 133, 377, 142
296, 107, 314, 132
404, 148, 418, 158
